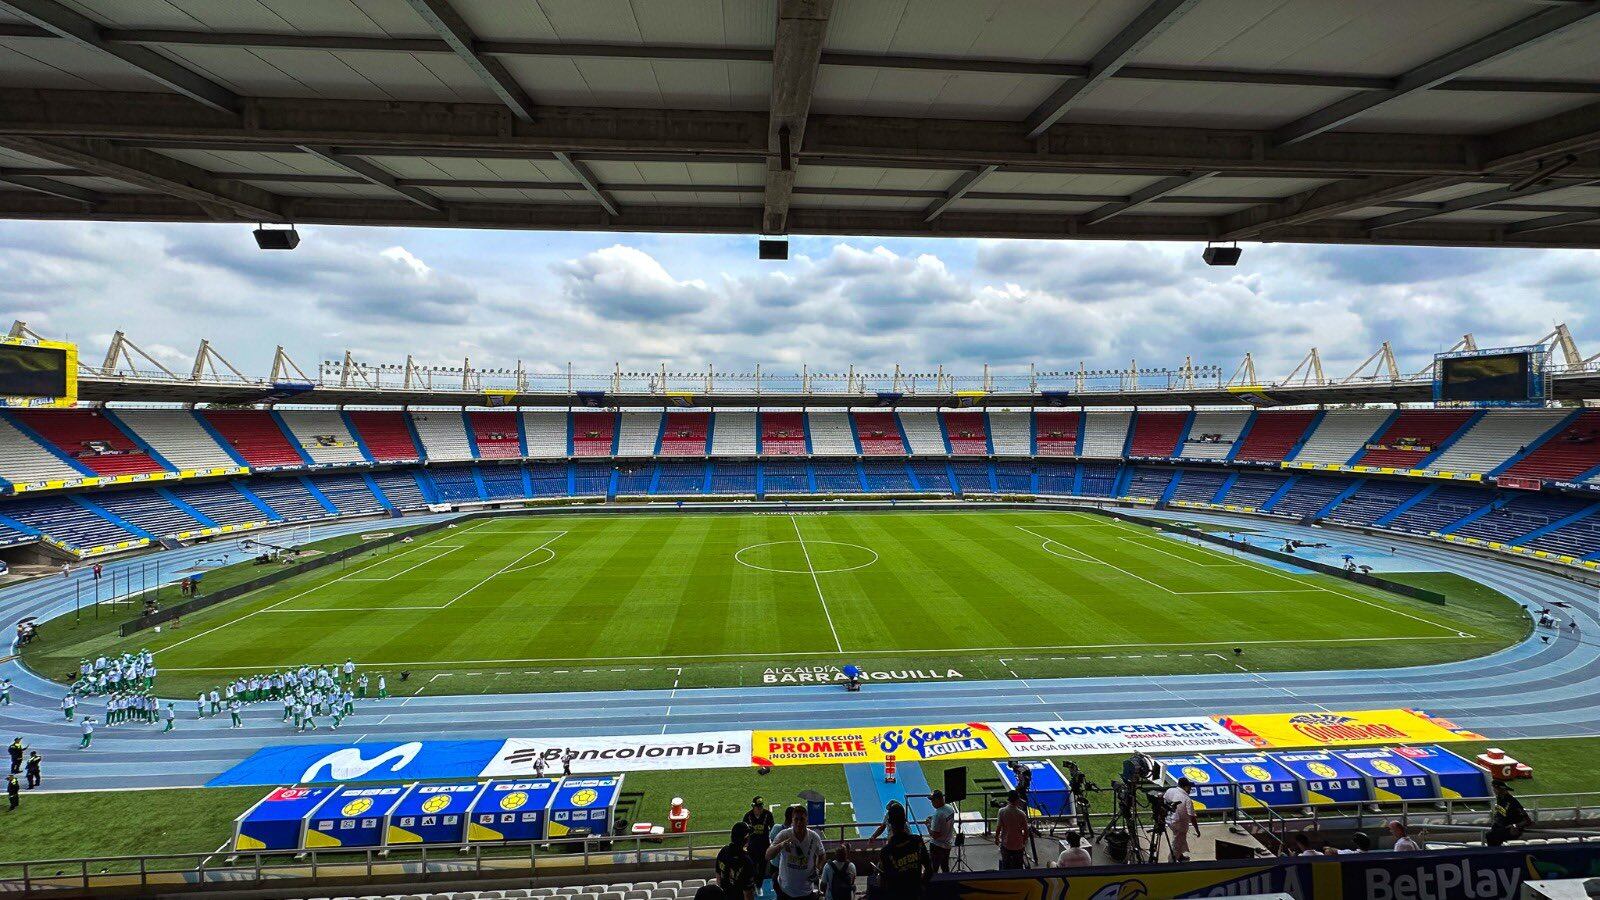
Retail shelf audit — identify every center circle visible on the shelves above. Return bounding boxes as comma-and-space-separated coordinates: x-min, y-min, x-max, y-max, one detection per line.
734, 540, 879, 575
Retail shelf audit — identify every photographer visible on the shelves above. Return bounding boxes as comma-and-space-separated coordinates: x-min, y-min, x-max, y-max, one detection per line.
767, 803, 826, 900
1052, 832, 1091, 868
1161, 777, 1199, 863
993, 790, 1029, 870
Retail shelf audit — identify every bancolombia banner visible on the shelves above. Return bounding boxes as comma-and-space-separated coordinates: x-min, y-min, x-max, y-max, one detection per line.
993, 717, 1253, 757
1216, 708, 1485, 749
925, 842, 1600, 900
481, 731, 752, 776
753, 723, 1006, 766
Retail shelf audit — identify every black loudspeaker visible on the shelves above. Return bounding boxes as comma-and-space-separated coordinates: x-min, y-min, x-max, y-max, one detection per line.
254, 227, 300, 250
1202, 245, 1241, 266
943, 766, 968, 802
759, 238, 788, 260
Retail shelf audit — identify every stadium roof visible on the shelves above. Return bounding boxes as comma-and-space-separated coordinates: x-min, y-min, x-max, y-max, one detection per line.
1, 0, 1600, 248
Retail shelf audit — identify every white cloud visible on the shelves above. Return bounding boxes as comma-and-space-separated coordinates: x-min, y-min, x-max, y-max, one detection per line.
1, 220, 1596, 383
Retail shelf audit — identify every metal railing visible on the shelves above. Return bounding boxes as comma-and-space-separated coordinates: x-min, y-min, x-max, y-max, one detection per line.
6, 791, 1600, 894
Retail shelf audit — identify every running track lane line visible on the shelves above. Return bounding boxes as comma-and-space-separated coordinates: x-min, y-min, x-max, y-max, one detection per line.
791, 514, 844, 652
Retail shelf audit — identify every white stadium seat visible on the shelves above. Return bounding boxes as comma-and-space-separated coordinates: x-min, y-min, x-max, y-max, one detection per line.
805, 411, 857, 455
896, 410, 947, 455
1291, 409, 1391, 465
410, 411, 475, 462
521, 410, 570, 458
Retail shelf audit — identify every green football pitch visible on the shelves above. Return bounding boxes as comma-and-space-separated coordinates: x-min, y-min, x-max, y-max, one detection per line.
30, 509, 1526, 695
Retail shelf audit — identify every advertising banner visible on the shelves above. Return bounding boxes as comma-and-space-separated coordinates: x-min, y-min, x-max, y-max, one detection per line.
753, 722, 1005, 766
481, 731, 750, 776
1214, 708, 1484, 749
992, 717, 1253, 757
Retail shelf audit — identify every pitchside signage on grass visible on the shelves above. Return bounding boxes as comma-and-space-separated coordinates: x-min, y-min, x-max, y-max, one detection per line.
762, 665, 966, 684
481, 731, 751, 776
208, 709, 1487, 786
1215, 709, 1484, 749
752, 722, 1007, 766
207, 739, 507, 787
992, 717, 1252, 757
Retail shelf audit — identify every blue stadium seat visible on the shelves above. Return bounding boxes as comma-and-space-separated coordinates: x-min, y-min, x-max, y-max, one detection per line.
428, 466, 482, 502
0, 496, 140, 548
613, 464, 655, 495
1078, 462, 1120, 497
479, 465, 526, 500
1384, 485, 1493, 534
810, 459, 862, 493
1324, 480, 1427, 526
709, 461, 756, 494
571, 461, 615, 496
1035, 461, 1078, 495
1455, 493, 1593, 544
1125, 467, 1177, 501
168, 481, 274, 525
1217, 471, 1290, 508
654, 461, 706, 494
992, 460, 1033, 492
950, 459, 993, 494
1266, 475, 1356, 518
908, 459, 954, 492
1166, 469, 1228, 503
368, 470, 429, 509
861, 459, 914, 492
760, 460, 811, 494
527, 462, 569, 497
307, 472, 387, 515
89, 489, 205, 536
247, 477, 336, 521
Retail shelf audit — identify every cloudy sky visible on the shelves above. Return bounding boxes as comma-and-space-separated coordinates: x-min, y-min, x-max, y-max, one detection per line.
2, 220, 1596, 382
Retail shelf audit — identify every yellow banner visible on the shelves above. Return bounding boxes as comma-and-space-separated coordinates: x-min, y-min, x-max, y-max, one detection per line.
752, 722, 1006, 767
1213, 709, 1483, 749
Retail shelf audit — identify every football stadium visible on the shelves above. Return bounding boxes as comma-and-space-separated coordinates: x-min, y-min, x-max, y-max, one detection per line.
4, 0, 1600, 898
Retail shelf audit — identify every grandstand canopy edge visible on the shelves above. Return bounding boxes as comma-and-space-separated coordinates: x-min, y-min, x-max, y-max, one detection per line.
0, 0, 1599, 248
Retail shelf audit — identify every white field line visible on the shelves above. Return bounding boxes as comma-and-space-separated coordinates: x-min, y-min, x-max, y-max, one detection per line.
154, 519, 498, 651
157, 633, 1474, 671
1015, 525, 1176, 594
343, 544, 467, 581
437, 531, 567, 608
1115, 535, 1236, 568
791, 515, 844, 652
1100, 516, 1470, 637
279, 531, 565, 612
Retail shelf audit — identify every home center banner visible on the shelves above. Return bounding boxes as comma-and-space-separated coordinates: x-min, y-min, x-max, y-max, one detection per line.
481, 731, 751, 776
1214, 708, 1485, 749
992, 717, 1254, 757
753, 723, 1006, 766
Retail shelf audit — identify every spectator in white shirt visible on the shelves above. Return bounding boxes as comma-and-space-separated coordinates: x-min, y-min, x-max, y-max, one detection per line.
1388, 821, 1420, 853
1053, 831, 1092, 868
767, 803, 826, 900
925, 790, 957, 873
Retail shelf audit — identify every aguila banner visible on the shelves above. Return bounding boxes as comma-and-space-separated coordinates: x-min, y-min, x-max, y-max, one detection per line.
752, 722, 1006, 766
1215, 708, 1484, 749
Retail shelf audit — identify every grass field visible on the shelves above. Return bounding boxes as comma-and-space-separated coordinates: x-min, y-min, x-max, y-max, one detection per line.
23, 509, 1525, 696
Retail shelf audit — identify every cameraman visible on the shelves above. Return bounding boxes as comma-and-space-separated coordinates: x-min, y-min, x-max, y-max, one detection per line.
1161, 777, 1199, 863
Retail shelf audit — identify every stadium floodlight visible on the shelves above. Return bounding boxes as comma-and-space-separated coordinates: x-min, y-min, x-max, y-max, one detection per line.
253, 224, 300, 250
1203, 242, 1241, 266
759, 238, 789, 260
